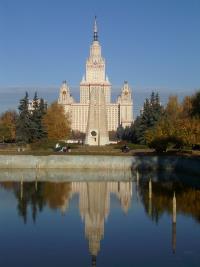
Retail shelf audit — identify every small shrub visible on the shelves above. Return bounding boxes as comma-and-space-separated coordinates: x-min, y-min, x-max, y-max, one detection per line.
167, 136, 184, 150
149, 136, 184, 153
30, 139, 57, 151
192, 144, 200, 151
149, 137, 168, 153
113, 142, 147, 150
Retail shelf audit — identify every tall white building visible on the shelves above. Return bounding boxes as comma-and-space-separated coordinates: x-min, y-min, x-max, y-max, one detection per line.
58, 18, 133, 137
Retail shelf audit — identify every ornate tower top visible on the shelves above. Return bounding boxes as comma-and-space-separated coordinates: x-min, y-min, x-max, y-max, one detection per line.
93, 16, 98, 41
81, 16, 108, 84
117, 81, 133, 104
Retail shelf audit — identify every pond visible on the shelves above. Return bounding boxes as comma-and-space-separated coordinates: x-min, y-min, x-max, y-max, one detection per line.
0, 169, 199, 267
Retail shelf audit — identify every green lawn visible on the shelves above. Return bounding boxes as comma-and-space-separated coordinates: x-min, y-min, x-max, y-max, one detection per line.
0, 142, 199, 157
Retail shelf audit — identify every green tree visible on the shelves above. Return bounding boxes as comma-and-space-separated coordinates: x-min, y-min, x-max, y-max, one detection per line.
0, 124, 10, 142
136, 92, 163, 144
31, 92, 47, 141
16, 92, 33, 143
16, 92, 47, 143
116, 124, 124, 140
128, 118, 140, 143
115, 92, 162, 144
191, 90, 200, 118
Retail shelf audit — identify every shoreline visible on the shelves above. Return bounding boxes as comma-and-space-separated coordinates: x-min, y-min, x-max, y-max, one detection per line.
0, 154, 199, 176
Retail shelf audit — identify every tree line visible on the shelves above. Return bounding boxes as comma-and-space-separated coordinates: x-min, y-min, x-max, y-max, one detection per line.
0, 90, 199, 151
0, 92, 71, 144
116, 90, 200, 151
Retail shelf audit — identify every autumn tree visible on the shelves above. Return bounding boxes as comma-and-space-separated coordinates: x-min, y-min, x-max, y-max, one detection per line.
42, 102, 71, 141
0, 110, 18, 142
43, 182, 71, 211
164, 95, 200, 146
181, 96, 192, 118
146, 94, 200, 151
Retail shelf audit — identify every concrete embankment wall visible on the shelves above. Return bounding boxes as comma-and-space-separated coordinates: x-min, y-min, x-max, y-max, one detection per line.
0, 155, 199, 176
0, 155, 133, 170
133, 156, 200, 176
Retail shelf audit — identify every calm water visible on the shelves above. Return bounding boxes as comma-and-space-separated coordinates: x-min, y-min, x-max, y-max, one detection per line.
0, 169, 199, 267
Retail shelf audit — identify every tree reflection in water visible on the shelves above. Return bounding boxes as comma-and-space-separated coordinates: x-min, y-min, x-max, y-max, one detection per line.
139, 179, 200, 224
0, 169, 199, 263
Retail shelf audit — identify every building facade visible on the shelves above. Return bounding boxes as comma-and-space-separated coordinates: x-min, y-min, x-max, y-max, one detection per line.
58, 18, 133, 135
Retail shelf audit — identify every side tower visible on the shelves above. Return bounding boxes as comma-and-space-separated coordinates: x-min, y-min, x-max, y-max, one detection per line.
117, 81, 133, 127
58, 80, 74, 114
85, 17, 110, 145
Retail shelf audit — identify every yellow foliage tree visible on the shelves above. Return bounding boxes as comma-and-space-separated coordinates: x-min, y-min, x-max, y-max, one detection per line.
145, 96, 181, 143
0, 110, 17, 141
165, 95, 182, 119
145, 95, 200, 147
181, 96, 192, 118
42, 102, 71, 141
178, 117, 200, 145
43, 182, 71, 210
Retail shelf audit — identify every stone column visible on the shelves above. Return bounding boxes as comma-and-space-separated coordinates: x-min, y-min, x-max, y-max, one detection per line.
172, 192, 177, 253
85, 87, 109, 146
148, 179, 152, 216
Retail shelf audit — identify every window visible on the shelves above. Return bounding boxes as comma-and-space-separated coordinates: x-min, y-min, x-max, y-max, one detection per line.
62, 91, 66, 101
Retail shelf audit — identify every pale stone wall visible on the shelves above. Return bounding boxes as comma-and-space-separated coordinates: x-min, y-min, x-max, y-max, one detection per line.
60, 103, 123, 133
119, 103, 133, 127
71, 104, 89, 132
80, 83, 111, 104
0, 168, 132, 182
0, 155, 199, 176
0, 155, 133, 169
107, 104, 119, 131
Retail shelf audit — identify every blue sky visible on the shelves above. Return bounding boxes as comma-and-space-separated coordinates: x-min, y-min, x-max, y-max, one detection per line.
0, 0, 200, 115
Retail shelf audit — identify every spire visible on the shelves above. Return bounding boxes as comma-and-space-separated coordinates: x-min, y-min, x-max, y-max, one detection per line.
93, 16, 98, 41
91, 255, 96, 267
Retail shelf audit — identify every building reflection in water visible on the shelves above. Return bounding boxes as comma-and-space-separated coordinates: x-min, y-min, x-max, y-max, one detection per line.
1, 179, 132, 264
1, 169, 200, 264
62, 181, 132, 261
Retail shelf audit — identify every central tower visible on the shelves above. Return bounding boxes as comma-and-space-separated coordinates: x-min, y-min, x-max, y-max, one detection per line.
80, 17, 111, 104
84, 17, 110, 145
58, 17, 133, 139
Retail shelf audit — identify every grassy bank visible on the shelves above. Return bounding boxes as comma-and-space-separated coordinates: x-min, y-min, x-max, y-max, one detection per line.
0, 142, 199, 157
